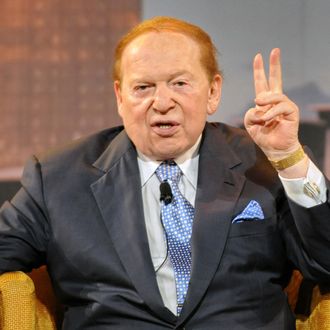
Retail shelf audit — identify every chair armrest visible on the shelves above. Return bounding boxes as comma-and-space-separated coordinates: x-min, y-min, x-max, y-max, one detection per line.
296, 286, 330, 330
0, 270, 58, 330
0, 271, 36, 329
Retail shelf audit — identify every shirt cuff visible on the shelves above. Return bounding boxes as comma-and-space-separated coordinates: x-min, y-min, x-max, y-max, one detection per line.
279, 160, 327, 208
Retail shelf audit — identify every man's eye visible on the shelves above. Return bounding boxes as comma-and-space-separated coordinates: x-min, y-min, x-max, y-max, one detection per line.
174, 81, 186, 87
135, 85, 149, 91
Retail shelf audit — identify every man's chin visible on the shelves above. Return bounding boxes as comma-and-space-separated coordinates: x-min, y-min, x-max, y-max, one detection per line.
150, 146, 186, 161
136, 138, 191, 160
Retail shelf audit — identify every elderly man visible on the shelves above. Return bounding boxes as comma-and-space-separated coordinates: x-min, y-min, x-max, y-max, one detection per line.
0, 16, 329, 329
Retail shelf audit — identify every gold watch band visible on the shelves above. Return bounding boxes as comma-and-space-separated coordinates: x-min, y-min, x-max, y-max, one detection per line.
268, 146, 306, 171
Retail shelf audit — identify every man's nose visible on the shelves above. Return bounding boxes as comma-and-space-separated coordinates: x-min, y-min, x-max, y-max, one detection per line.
152, 85, 175, 112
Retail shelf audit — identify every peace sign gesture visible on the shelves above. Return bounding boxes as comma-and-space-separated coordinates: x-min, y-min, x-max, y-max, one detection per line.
244, 48, 307, 175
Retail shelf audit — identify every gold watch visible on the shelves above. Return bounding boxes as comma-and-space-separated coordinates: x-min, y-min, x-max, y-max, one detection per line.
268, 146, 306, 171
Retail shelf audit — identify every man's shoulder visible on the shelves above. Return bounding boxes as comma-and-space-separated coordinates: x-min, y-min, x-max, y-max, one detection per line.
37, 126, 125, 166
205, 122, 254, 148
205, 122, 274, 170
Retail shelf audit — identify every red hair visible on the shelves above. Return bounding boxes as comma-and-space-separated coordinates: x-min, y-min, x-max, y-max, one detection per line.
113, 16, 221, 83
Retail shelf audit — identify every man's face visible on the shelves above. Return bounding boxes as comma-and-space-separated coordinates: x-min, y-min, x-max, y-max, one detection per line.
114, 31, 222, 161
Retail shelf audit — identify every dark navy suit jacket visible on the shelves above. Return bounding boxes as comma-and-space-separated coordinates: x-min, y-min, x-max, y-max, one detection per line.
1, 122, 330, 329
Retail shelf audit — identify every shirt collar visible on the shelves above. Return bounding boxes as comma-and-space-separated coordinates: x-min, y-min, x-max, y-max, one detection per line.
137, 135, 201, 189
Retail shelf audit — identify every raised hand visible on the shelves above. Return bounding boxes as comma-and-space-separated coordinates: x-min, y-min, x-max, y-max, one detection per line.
244, 48, 301, 161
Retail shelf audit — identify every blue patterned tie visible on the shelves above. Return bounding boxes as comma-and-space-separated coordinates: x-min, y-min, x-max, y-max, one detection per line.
155, 160, 194, 315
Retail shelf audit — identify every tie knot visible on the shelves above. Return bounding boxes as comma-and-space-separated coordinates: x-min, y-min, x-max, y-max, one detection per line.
155, 160, 181, 183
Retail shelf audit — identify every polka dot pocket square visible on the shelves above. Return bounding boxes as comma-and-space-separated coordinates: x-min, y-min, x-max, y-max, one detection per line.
232, 200, 265, 223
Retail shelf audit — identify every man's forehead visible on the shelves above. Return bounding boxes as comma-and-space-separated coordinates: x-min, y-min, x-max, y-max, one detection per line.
124, 31, 199, 56
118, 31, 208, 83
128, 70, 194, 83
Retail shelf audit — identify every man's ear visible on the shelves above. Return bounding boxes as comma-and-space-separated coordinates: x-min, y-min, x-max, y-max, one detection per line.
207, 74, 222, 115
114, 80, 123, 117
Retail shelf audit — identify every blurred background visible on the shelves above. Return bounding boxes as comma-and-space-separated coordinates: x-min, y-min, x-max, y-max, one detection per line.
1, 0, 329, 203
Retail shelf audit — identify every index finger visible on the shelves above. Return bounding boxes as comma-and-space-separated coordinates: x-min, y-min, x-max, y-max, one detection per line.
269, 48, 282, 93
253, 53, 269, 97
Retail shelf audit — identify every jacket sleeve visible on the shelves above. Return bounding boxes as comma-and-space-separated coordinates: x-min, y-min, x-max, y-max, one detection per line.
0, 156, 49, 273
282, 177, 330, 283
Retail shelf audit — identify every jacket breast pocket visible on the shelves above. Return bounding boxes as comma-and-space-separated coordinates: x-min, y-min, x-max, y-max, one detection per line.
228, 216, 276, 238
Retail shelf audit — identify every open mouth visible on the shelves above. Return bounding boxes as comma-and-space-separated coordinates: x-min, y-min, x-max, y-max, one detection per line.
151, 121, 179, 136
158, 124, 174, 129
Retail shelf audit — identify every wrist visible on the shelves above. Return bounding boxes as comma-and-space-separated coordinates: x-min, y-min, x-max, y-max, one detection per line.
268, 145, 306, 171
276, 155, 309, 178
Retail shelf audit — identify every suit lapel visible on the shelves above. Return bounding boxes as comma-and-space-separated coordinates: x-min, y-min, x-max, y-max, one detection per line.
90, 125, 247, 325
91, 130, 177, 324
178, 124, 246, 324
